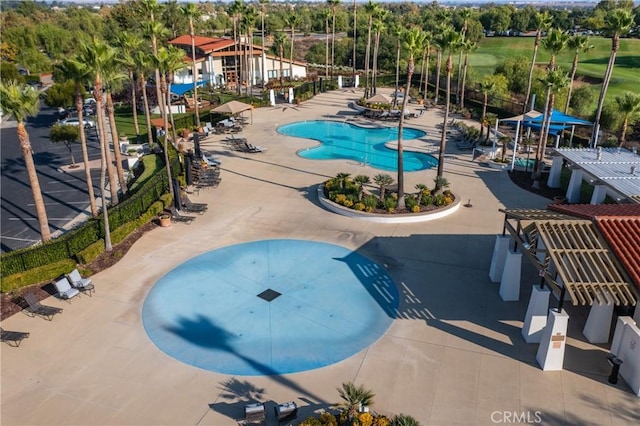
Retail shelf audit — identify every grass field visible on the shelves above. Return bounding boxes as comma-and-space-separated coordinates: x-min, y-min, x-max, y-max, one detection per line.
468, 36, 640, 102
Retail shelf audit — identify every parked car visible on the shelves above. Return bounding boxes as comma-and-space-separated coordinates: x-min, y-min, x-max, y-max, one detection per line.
59, 117, 96, 128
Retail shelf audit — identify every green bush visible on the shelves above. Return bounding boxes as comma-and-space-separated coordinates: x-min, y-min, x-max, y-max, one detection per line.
1, 259, 76, 293
384, 196, 397, 212
363, 194, 378, 210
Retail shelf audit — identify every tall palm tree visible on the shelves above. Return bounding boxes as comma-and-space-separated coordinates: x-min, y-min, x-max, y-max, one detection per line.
0, 81, 51, 242
615, 91, 640, 145
397, 28, 426, 210
564, 35, 594, 114
523, 11, 552, 113
323, 8, 332, 78
459, 40, 477, 109
478, 78, 496, 140
258, 0, 270, 85
371, 10, 387, 96
133, 50, 155, 146
432, 26, 447, 105
242, 7, 258, 95
181, 3, 202, 127
352, 0, 357, 78
541, 28, 569, 71
327, 0, 341, 79
79, 39, 117, 251
154, 46, 186, 199
456, 7, 473, 105
103, 54, 129, 195
422, 31, 433, 100
363, 0, 379, 98
115, 32, 144, 140
272, 32, 286, 83
436, 27, 462, 188
533, 69, 569, 187
228, 0, 245, 95
337, 382, 375, 424
392, 24, 404, 108
56, 58, 98, 217
138, 0, 164, 121
592, 8, 634, 147
285, 13, 298, 81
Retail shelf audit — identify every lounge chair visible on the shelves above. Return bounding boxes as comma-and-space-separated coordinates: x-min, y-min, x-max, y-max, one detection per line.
1, 328, 30, 347
202, 152, 221, 167
180, 192, 208, 214
244, 142, 267, 153
167, 207, 196, 224
23, 293, 63, 321
67, 269, 95, 296
54, 277, 80, 300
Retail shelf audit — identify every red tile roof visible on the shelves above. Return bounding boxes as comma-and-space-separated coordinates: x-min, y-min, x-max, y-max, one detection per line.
548, 203, 640, 219
595, 216, 640, 290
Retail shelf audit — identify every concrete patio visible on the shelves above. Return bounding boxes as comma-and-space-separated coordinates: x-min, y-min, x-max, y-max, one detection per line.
1, 89, 639, 426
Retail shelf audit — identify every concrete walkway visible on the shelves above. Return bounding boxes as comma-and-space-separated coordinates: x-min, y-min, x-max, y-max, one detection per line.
2, 89, 638, 426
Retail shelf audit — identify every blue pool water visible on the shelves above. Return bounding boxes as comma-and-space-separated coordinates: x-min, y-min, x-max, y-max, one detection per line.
514, 157, 536, 169
277, 120, 437, 172
142, 239, 398, 376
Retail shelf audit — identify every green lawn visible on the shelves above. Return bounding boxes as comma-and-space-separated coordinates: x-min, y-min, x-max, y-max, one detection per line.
468, 36, 640, 102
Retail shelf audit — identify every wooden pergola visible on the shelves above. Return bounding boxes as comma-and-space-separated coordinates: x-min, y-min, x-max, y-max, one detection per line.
500, 209, 638, 309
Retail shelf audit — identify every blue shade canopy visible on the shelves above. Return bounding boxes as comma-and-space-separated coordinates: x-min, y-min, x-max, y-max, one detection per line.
526, 109, 591, 126
523, 123, 571, 136
170, 81, 207, 96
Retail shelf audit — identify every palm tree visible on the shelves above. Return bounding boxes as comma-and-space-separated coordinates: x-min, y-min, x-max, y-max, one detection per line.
285, 14, 298, 82
0, 80, 51, 242
533, 69, 570, 187
115, 32, 144, 140
392, 24, 404, 108
133, 50, 155, 147
354, 175, 370, 201
421, 31, 433, 100
327, 0, 341, 79
56, 57, 98, 216
272, 32, 286, 83
258, 0, 270, 85
615, 91, 640, 145
592, 8, 634, 147
397, 28, 426, 210
523, 11, 553, 113
478, 78, 496, 140
181, 3, 202, 127
363, 0, 379, 98
323, 8, 332, 78
456, 7, 473, 105
103, 53, 129, 195
337, 382, 375, 424
432, 29, 444, 105
79, 40, 117, 251
242, 7, 258, 95
373, 173, 393, 202
352, 0, 357, 78
435, 27, 462, 188
228, 0, 245, 94
541, 28, 569, 71
390, 414, 421, 426
459, 40, 477, 109
371, 10, 387, 96
564, 35, 594, 114
138, 0, 165, 121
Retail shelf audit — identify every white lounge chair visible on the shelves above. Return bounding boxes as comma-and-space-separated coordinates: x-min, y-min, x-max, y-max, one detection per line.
54, 277, 80, 300
67, 269, 95, 296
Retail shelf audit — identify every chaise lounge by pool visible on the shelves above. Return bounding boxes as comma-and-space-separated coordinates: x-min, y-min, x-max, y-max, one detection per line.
277, 120, 437, 172
142, 239, 399, 376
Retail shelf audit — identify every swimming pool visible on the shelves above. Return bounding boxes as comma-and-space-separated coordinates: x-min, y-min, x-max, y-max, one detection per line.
142, 239, 398, 375
277, 120, 437, 172
514, 157, 535, 169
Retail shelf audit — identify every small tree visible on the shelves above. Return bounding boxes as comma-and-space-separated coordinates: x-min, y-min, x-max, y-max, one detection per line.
373, 173, 394, 202
391, 414, 421, 426
353, 174, 370, 201
336, 382, 375, 424
50, 124, 80, 166
335, 172, 351, 190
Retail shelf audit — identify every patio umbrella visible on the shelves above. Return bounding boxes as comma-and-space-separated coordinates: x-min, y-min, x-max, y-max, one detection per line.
366, 93, 392, 104
211, 100, 253, 124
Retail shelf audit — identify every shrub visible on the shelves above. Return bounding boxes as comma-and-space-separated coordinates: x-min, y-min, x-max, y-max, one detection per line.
444, 195, 454, 205
358, 412, 374, 426
411, 205, 421, 213
343, 199, 354, 208
405, 195, 418, 211
384, 197, 397, 213
373, 415, 390, 426
421, 194, 433, 206
300, 417, 323, 426
319, 412, 338, 425
435, 194, 447, 207
363, 195, 378, 210
354, 202, 366, 211
335, 194, 348, 205
1, 259, 76, 293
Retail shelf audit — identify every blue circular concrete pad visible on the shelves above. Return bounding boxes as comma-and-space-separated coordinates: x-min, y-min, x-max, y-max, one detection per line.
142, 239, 398, 375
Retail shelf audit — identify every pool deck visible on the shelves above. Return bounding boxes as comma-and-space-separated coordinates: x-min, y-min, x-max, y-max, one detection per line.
2, 89, 639, 426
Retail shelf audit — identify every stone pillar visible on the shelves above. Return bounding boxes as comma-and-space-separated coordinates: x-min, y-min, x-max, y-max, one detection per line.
590, 184, 608, 205
354, 74, 360, 88
583, 291, 614, 343
288, 87, 294, 104
489, 235, 510, 283
547, 156, 563, 188
565, 169, 583, 203
269, 89, 276, 106
499, 251, 522, 301
522, 286, 550, 343
337, 75, 343, 88
536, 309, 569, 371
611, 317, 640, 396
610, 316, 635, 356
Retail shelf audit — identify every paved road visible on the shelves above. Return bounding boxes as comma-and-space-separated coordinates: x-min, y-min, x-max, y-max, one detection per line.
0, 105, 103, 253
